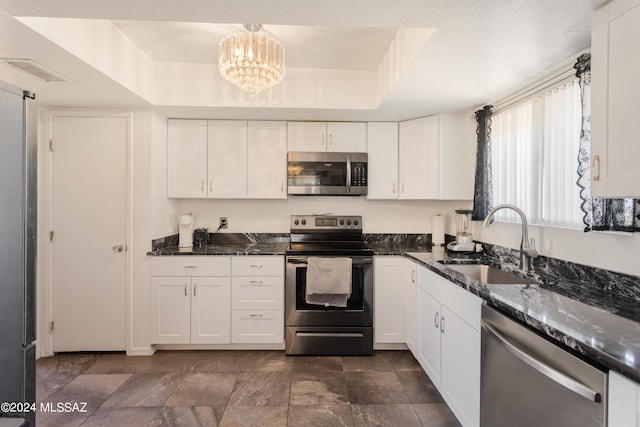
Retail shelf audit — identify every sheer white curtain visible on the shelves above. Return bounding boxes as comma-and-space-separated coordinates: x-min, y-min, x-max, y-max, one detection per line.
491, 79, 583, 228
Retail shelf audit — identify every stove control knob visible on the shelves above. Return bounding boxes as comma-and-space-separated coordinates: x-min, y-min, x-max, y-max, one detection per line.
294, 219, 299, 226
354, 219, 359, 226
340, 219, 345, 225
347, 219, 352, 225
301, 219, 307, 225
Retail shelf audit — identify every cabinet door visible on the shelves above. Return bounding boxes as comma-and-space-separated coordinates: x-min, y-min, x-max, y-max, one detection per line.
441, 306, 480, 427
367, 122, 399, 199
438, 114, 475, 200
374, 256, 407, 344
167, 120, 208, 198
327, 122, 366, 152
207, 120, 247, 198
591, 0, 640, 197
191, 277, 231, 344
399, 116, 439, 199
406, 262, 417, 354
247, 121, 287, 199
150, 277, 191, 344
608, 371, 639, 427
416, 287, 442, 389
287, 122, 327, 152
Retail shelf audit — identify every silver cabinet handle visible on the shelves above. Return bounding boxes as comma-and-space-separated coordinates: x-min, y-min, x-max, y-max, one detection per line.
184, 265, 197, 270
434, 312, 439, 328
440, 316, 445, 334
392, 182, 396, 194
482, 320, 602, 403
184, 284, 188, 296
209, 181, 213, 193
592, 155, 600, 181
249, 313, 264, 318
321, 134, 325, 146
112, 244, 124, 253
411, 270, 416, 283
201, 180, 205, 192
249, 280, 263, 285
193, 284, 197, 296
281, 182, 284, 192
401, 182, 405, 193
250, 264, 264, 269
329, 134, 333, 146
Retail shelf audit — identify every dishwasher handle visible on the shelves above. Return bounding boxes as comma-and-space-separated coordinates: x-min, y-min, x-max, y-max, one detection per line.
481, 320, 602, 403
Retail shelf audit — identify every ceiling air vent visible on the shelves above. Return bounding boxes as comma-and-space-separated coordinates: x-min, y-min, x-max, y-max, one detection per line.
0, 58, 69, 82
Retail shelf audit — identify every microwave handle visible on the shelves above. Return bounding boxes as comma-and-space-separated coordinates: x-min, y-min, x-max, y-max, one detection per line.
346, 154, 352, 193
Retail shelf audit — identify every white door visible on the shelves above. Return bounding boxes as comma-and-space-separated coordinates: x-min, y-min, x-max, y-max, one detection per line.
326, 122, 366, 152
207, 120, 247, 198
247, 121, 287, 199
399, 116, 439, 199
167, 119, 208, 198
286, 122, 327, 152
51, 116, 127, 351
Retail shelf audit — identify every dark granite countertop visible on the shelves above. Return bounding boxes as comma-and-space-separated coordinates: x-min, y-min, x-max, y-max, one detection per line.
405, 248, 640, 383
147, 233, 289, 256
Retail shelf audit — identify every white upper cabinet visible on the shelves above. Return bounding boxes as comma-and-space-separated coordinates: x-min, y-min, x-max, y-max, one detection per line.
367, 122, 399, 199
399, 116, 439, 199
207, 120, 248, 199
398, 114, 475, 200
287, 122, 327, 152
167, 119, 208, 198
247, 121, 287, 199
287, 121, 366, 152
168, 119, 288, 199
591, 0, 640, 197
326, 122, 366, 152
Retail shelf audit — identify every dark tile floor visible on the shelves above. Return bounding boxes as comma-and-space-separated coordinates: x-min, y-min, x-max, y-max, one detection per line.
36, 350, 461, 426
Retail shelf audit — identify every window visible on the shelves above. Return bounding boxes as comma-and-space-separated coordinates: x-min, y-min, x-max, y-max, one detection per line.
490, 78, 583, 229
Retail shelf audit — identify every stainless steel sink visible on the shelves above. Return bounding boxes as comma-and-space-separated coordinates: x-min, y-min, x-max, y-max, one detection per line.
443, 264, 538, 285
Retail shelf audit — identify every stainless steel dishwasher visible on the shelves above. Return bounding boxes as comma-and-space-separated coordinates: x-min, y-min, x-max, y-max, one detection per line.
481, 305, 607, 427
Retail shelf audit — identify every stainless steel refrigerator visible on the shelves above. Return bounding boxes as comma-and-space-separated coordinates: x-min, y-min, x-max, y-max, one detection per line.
0, 81, 37, 426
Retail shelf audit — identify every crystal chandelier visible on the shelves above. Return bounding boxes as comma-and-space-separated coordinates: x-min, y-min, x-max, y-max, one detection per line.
218, 24, 286, 95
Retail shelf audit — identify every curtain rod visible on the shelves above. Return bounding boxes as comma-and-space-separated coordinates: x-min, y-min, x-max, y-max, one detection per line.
490, 49, 590, 115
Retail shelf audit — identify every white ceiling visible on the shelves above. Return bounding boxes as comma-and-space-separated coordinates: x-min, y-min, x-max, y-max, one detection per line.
0, 0, 595, 121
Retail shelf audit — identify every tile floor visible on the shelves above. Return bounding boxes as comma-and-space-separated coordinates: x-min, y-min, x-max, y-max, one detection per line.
36, 350, 461, 426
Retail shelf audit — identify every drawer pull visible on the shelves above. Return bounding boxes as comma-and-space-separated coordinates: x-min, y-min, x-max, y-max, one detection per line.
250, 264, 264, 269
184, 265, 197, 270
249, 280, 264, 285
249, 313, 264, 318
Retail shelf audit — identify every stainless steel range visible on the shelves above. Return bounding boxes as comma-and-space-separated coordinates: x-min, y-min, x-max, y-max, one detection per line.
285, 215, 373, 355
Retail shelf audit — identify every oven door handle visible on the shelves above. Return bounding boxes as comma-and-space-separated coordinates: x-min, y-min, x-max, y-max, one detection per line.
287, 257, 373, 266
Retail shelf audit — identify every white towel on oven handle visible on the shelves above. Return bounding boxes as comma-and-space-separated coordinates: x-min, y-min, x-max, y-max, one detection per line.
305, 257, 352, 307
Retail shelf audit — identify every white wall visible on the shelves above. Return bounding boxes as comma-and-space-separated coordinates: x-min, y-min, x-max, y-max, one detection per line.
167, 198, 470, 236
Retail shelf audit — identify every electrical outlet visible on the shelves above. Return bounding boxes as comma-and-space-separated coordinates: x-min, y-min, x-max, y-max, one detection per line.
219, 217, 227, 229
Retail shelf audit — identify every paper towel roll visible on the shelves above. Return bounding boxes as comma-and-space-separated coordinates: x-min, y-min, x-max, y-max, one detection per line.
432, 214, 445, 246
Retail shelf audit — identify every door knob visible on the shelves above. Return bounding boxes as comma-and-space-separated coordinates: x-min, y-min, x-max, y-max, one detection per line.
112, 244, 124, 253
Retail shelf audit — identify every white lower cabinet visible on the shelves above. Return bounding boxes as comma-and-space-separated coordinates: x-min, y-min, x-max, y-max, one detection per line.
231, 256, 284, 344
608, 371, 640, 427
416, 265, 481, 427
150, 255, 284, 346
374, 256, 412, 345
150, 257, 231, 344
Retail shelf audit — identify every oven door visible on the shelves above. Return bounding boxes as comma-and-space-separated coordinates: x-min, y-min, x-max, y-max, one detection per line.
285, 256, 373, 327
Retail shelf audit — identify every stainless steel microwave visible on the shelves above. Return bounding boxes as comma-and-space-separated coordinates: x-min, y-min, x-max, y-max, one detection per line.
287, 152, 368, 196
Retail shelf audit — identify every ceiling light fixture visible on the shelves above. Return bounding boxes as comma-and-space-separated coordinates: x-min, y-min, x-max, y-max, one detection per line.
218, 24, 285, 95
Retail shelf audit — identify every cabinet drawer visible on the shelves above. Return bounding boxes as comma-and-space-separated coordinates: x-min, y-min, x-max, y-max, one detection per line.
232, 256, 284, 276
151, 256, 231, 277
232, 277, 284, 310
231, 310, 284, 343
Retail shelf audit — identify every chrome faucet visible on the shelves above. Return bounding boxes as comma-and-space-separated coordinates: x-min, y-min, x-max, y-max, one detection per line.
482, 204, 539, 272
